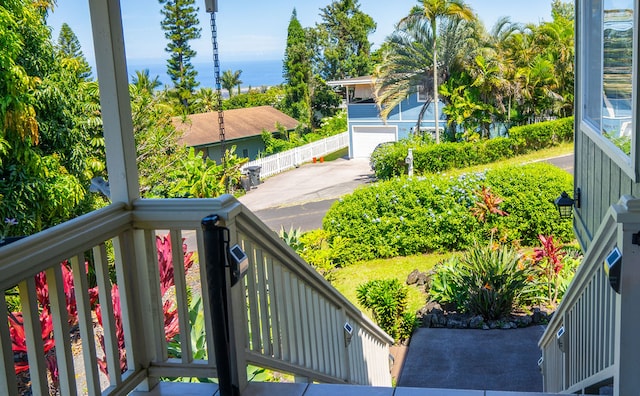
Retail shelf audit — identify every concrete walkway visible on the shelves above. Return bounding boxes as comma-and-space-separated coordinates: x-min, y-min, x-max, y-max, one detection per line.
398, 327, 546, 392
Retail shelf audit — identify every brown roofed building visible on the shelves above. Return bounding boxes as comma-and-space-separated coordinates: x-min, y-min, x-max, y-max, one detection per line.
173, 106, 299, 163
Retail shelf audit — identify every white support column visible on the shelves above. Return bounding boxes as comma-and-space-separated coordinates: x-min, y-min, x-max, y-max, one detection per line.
613, 196, 640, 395
88, 0, 140, 205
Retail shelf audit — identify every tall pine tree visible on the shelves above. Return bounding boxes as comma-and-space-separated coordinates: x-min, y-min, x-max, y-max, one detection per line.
283, 9, 311, 125
316, 0, 376, 80
159, 0, 201, 112
57, 23, 92, 80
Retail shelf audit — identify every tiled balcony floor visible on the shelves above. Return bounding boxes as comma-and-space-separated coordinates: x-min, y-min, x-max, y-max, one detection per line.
132, 382, 563, 395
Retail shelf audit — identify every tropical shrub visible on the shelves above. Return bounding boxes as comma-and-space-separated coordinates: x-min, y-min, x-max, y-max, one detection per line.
278, 226, 304, 252
428, 256, 467, 309
482, 164, 574, 244
507, 117, 574, 152
148, 147, 247, 198
529, 235, 582, 308
323, 163, 572, 263
370, 117, 573, 180
279, 228, 339, 281
356, 279, 416, 342
429, 238, 582, 318
457, 243, 533, 320
428, 242, 534, 320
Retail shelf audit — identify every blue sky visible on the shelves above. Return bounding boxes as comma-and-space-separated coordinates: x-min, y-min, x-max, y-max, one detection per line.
47, 1, 553, 64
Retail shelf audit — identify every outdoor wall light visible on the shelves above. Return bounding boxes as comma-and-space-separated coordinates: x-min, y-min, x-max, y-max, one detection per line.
555, 188, 581, 219
344, 322, 353, 347
556, 326, 567, 353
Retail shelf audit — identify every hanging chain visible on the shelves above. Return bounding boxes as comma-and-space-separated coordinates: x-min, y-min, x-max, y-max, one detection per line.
210, 11, 228, 193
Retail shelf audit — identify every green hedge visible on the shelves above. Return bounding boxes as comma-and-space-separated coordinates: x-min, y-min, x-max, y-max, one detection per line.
323, 163, 573, 264
507, 117, 574, 151
370, 117, 574, 180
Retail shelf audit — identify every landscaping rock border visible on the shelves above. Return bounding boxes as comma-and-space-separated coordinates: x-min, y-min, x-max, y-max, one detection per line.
417, 301, 554, 330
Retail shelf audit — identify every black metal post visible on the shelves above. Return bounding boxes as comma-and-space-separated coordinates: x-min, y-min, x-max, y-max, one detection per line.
201, 215, 239, 396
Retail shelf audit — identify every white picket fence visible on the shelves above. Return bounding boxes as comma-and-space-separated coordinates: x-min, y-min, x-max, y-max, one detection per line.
241, 132, 349, 179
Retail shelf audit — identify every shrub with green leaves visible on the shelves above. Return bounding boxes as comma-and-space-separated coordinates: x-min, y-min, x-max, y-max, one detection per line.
482, 163, 574, 244
323, 163, 572, 263
428, 256, 467, 309
429, 242, 535, 320
507, 117, 574, 152
356, 279, 416, 342
279, 228, 339, 281
459, 243, 534, 320
370, 117, 573, 180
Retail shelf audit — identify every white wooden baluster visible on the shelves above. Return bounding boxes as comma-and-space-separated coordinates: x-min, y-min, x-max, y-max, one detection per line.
93, 243, 122, 387
19, 277, 49, 395
71, 255, 102, 395
46, 264, 77, 395
0, 293, 19, 395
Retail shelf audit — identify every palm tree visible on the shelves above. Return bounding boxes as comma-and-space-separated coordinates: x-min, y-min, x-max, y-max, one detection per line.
192, 87, 219, 113
221, 69, 242, 97
132, 69, 162, 93
375, 12, 477, 139
399, 0, 475, 143
373, 18, 435, 134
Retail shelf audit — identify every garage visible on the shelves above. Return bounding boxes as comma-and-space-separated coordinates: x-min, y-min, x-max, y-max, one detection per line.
351, 126, 397, 158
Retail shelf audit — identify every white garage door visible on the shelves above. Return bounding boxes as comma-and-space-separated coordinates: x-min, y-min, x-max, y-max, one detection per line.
351, 126, 397, 158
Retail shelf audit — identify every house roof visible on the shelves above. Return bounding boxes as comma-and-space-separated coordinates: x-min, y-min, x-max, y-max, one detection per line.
174, 106, 299, 147
326, 76, 373, 87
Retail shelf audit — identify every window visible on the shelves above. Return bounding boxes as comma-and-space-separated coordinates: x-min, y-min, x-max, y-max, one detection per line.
417, 84, 429, 102
602, 0, 634, 155
582, 0, 635, 171
242, 148, 249, 158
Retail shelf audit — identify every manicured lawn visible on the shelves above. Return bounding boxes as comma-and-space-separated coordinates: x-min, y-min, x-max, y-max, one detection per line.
443, 142, 573, 177
332, 252, 454, 314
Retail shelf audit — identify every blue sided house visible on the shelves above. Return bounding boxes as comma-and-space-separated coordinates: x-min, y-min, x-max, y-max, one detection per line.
327, 76, 445, 158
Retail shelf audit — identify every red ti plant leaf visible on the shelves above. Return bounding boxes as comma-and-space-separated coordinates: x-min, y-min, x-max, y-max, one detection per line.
532, 234, 567, 307
9, 262, 78, 385
156, 234, 195, 296
533, 234, 566, 275
92, 234, 195, 377
471, 185, 508, 222
92, 284, 127, 376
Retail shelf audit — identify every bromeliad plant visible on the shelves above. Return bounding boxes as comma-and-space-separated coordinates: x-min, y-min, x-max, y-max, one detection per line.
458, 242, 533, 320
470, 185, 508, 222
429, 242, 535, 320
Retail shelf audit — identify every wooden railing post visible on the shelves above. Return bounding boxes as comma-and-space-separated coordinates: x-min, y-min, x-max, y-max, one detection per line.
220, 213, 250, 391
613, 196, 640, 395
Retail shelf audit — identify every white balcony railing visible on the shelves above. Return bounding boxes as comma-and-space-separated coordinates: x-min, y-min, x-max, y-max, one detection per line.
539, 196, 640, 395
0, 196, 392, 395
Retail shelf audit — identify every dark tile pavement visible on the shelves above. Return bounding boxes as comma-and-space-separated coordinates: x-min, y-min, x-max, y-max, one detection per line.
397, 326, 546, 392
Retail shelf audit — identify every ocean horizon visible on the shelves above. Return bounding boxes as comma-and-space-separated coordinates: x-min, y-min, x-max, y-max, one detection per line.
126, 58, 285, 90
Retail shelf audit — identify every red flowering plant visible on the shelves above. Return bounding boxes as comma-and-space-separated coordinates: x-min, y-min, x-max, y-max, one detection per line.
8, 233, 196, 387
531, 234, 572, 307
90, 234, 195, 377
7, 262, 76, 390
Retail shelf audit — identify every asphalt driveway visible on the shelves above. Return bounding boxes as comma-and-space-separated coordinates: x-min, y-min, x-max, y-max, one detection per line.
238, 157, 374, 211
